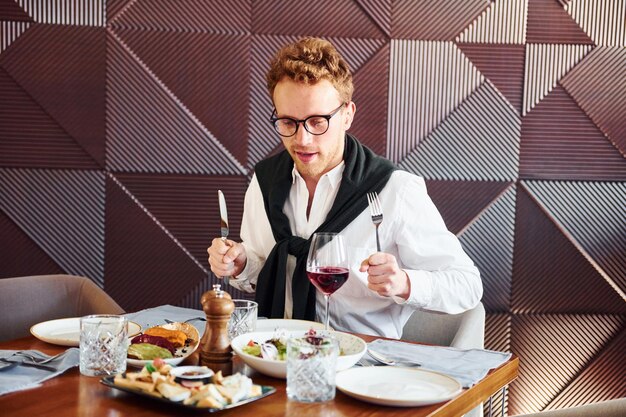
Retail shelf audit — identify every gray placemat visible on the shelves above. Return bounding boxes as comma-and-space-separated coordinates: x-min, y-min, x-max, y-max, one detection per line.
0, 348, 79, 396
362, 339, 512, 388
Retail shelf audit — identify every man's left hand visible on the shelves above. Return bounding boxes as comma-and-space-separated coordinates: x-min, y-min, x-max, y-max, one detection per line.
359, 252, 410, 300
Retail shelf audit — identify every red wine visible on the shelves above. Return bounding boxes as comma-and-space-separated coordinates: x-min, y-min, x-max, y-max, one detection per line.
307, 267, 349, 295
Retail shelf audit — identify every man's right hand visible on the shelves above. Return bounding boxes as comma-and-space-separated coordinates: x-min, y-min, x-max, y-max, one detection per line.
207, 238, 247, 279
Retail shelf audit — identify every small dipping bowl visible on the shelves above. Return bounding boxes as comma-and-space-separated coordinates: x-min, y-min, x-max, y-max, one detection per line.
169, 366, 214, 385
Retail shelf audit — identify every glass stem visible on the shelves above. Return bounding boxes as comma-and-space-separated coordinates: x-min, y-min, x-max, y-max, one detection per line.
324, 294, 330, 331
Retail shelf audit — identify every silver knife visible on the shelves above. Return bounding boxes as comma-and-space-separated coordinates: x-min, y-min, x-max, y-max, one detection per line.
218, 190, 230, 286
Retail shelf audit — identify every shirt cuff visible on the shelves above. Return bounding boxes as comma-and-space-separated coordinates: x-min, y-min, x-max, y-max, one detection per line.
392, 270, 433, 308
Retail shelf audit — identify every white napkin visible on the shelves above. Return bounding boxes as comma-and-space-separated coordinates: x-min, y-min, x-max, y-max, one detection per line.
124, 304, 207, 335
364, 339, 511, 388
0, 349, 79, 396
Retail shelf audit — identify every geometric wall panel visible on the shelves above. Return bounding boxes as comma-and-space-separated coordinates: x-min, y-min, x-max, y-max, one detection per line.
355, 0, 391, 37
457, 43, 526, 114
560, 47, 626, 152
252, 0, 386, 39
114, 173, 248, 269
1, 21, 30, 53
523, 180, 626, 298
566, 0, 626, 46
0, 211, 65, 278
16, 0, 105, 26
110, 0, 249, 34
545, 328, 626, 409
520, 85, 626, 181
350, 41, 390, 156
526, 0, 594, 44
512, 186, 626, 314
425, 180, 512, 235
0, 24, 106, 167
460, 185, 516, 313
106, 32, 245, 175
110, 28, 250, 166
105, 176, 208, 312
391, 0, 490, 40
484, 314, 512, 417
400, 81, 520, 181
388, 40, 484, 162
0, 168, 105, 286
0, 68, 99, 169
523, 44, 593, 115
248, 35, 298, 167
0, 1, 31, 21
509, 314, 625, 414
105, 0, 131, 22
456, 0, 528, 44
330, 37, 387, 75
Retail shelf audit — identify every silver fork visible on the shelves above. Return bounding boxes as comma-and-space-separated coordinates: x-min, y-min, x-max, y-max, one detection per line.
366, 192, 383, 252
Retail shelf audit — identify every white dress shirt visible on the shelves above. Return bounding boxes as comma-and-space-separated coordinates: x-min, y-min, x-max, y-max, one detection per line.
229, 162, 482, 339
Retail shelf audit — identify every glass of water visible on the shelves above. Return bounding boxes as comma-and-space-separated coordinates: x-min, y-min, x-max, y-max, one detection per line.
228, 299, 257, 340
79, 315, 128, 377
286, 333, 339, 402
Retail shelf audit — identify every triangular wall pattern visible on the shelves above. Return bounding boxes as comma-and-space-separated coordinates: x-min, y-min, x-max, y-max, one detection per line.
520, 85, 626, 181
460, 185, 516, 312
523, 43, 593, 115
526, 0, 594, 44
0, 168, 105, 285
106, 32, 244, 175
524, 180, 626, 297
456, 0, 528, 44
511, 185, 625, 314
560, 47, 626, 153
400, 80, 520, 181
388, 40, 484, 162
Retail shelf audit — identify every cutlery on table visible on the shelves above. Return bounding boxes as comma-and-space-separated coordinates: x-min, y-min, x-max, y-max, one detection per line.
0, 357, 58, 371
367, 348, 421, 367
11, 350, 68, 364
163, 317, 206, 324
366, 192, 383, 252
218, 190, 231, 287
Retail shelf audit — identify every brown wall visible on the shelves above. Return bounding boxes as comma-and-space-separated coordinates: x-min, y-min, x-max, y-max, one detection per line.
0, 1, 624, 414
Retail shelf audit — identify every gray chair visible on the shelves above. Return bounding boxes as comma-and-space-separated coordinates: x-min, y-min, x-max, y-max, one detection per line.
402, 302, 486, 417
402, 301, 485, 349
511, 398, 626, 417
0, 274, 124, 342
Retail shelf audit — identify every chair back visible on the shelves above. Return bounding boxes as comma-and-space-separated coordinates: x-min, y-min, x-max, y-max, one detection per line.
0, 274, 124, 342
401, 302, 485, 350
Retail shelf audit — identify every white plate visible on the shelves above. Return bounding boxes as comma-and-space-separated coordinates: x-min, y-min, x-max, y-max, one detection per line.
255, 319, 327, 332
336, 367, 462, 407
30, 317, 142, 347
127, 322, 200, 368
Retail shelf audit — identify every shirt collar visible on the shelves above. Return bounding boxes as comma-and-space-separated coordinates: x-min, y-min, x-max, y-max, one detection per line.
292, 161, 345, 189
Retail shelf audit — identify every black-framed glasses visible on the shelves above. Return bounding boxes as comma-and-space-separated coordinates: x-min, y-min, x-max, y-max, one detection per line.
269, 103, 346, 137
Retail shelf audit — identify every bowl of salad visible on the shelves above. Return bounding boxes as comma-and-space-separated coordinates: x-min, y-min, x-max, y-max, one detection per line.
231, 329, 366, 379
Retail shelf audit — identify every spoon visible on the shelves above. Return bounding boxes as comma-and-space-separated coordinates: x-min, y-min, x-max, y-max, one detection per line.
367, 349, 421, 367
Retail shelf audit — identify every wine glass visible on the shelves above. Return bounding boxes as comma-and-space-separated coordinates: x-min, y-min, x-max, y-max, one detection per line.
306, 233, 349, 330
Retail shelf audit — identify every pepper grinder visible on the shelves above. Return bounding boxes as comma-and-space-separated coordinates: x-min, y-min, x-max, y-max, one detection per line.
199, 284, 235, 368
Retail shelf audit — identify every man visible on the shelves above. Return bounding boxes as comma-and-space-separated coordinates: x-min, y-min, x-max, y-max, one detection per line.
208, 37, 481, 338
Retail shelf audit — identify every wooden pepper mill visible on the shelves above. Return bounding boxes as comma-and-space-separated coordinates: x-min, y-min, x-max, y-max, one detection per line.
199, 284, 235, 370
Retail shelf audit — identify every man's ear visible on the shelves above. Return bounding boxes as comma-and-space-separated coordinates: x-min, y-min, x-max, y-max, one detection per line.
344, 101, 356, 130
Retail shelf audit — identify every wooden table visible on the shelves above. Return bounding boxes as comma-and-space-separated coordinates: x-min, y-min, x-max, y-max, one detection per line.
0, 335, 518, 417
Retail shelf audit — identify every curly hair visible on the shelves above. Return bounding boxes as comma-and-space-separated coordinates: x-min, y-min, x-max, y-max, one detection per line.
266, 37, 353, 104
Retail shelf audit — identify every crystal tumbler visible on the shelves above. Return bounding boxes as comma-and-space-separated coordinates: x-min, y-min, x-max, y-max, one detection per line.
228, 299, 258, 340
79, 315, 128, 376
286, 333, 339, 402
